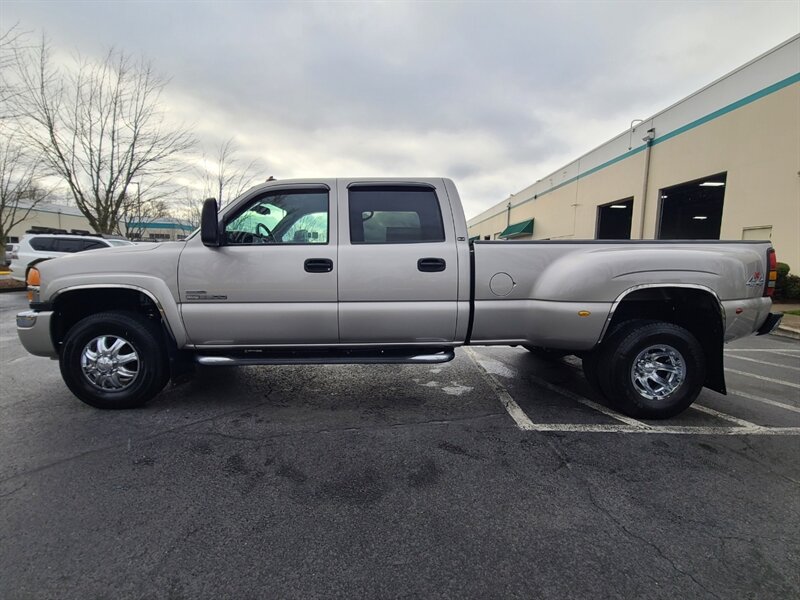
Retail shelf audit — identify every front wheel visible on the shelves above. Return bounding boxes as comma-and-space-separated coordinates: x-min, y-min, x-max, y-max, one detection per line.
596, 321, 705, 419
59, 311, 169, 409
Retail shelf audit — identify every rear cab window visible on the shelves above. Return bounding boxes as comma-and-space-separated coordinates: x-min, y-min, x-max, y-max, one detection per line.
348, 186, 445, 244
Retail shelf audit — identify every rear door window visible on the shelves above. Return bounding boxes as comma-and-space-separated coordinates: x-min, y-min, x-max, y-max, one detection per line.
82, 240, 109, 250
348, 186, 445, 244
29, 237, 57, 252
54, 238, 88, 252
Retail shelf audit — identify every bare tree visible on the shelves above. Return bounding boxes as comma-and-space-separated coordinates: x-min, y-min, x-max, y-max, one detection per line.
118, 183, 171, 239
11, 40, 195, 233
0, 125, 50, 262
199, 138, 262, 206
0, 24, 29, 119
179, 188, 203, 229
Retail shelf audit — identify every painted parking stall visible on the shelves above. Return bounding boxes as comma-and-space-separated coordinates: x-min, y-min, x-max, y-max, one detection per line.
467, 338, 800, 436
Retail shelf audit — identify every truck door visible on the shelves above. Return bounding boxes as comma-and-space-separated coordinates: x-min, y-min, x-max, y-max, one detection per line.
336, 181, 459, 344
178, 184, 339, 346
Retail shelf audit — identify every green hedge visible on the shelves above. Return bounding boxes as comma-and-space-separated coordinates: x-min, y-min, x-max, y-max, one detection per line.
776, 263, 800, 301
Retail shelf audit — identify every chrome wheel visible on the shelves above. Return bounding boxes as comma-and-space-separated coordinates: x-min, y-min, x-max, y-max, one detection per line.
80, 335, 140, 391
630, 344, 685, 401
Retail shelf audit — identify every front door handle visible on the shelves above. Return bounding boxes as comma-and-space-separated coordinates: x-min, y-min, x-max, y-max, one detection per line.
417, 257, 446, 272
304, 258, 333, 273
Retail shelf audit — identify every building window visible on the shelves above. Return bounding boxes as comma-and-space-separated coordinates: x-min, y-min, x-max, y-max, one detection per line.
596, 198, 633, 239
658, 173, 726, 240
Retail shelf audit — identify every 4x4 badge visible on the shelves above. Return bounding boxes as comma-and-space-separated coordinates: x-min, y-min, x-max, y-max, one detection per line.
745, 272, 765, 287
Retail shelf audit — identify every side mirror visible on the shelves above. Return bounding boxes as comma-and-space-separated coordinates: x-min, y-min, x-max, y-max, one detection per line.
201, 198, 220, 247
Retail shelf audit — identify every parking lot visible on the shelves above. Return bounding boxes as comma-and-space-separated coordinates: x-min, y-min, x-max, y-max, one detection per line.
1, 290, 798, 599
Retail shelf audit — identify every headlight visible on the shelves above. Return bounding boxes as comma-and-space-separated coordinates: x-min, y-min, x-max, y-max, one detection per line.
26, 267, 41, 304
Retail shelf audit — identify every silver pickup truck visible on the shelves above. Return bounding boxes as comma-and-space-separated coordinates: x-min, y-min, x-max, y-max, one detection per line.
16, 178, 782, 418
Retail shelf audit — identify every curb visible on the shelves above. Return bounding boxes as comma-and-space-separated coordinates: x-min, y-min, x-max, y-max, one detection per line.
0, 287, 26, 294
773, 325, 800, 341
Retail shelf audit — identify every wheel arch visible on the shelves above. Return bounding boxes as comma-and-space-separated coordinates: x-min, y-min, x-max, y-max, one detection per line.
49, 285, 183, 353
599, 284, 726, 394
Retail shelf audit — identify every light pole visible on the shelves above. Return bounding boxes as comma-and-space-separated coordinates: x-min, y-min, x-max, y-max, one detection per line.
129, 182, 141, 240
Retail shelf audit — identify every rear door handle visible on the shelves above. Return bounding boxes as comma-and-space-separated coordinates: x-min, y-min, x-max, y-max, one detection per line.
417, 257, 446, 272
304, 258, 333, 273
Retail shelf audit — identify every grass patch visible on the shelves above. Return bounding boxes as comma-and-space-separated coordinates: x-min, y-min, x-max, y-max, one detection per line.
783, 309, 800, 316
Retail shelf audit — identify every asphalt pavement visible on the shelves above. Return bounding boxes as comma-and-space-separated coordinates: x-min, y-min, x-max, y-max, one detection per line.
1, 291, 798, 599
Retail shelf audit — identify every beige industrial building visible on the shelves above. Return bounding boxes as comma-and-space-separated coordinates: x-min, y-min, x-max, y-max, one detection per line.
467, 35, 800, 270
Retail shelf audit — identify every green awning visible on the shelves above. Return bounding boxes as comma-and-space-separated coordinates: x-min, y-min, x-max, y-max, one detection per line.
499, 219, 534, 239
468, 235, 480, 242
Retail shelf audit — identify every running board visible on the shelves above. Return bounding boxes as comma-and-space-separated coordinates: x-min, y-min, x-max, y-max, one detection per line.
194, 347, 456, 366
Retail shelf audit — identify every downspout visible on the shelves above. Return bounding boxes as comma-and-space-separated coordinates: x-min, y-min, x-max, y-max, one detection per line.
506, 201, 512, 227
638, 128, 656, 239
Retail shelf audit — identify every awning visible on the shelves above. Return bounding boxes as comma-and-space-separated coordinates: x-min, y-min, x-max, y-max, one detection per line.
499, 219, 534, 239
468, 235, 480, 242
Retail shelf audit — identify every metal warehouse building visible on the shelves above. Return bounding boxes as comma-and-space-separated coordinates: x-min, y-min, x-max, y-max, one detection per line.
467, 35, 800, 270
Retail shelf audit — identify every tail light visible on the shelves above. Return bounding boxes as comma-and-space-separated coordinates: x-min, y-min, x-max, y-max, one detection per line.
764, 248, 777, 297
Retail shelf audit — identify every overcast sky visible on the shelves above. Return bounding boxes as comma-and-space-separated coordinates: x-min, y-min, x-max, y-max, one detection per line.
3, 1, 799, 218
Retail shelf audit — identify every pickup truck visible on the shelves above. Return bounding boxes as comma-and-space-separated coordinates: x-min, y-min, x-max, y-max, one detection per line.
16, 178, 782, 418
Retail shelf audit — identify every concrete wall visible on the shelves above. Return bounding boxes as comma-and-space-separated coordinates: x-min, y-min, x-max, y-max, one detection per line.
468, 36, 800, 270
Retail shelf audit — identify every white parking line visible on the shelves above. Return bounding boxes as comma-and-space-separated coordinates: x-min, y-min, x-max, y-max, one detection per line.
465, 348, 536, 431
691, 404, 761, 429
525, 373, 650, 429
727, 389, 800, 414
725, 354, 800, 372
521, 424, 800, 435
725, 368, 800, 389
725, 348, 800, 353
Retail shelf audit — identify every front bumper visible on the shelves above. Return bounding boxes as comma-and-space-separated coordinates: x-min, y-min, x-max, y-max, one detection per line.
16, 310, 58, 358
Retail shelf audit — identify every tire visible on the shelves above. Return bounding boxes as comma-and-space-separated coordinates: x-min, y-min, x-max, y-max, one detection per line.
595, 320, 705, 419
59, 311, 169, 409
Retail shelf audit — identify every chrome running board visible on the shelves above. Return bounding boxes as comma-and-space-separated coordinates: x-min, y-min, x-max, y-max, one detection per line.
195, 346, 455, 366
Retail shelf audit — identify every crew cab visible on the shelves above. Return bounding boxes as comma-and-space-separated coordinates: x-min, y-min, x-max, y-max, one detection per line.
16, 178, 782, 418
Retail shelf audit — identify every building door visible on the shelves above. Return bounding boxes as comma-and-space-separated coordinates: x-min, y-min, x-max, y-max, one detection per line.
658, 173, 726, 239
596, 198, 633, 239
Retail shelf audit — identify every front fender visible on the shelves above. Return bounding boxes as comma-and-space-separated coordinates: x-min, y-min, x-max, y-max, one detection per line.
46, 277, 187, 347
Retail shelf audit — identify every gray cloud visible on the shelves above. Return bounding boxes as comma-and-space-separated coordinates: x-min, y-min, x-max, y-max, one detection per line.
4, 1, 798, 217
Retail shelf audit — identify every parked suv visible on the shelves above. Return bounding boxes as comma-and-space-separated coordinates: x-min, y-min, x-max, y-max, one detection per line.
9, 233, 134, 281
4, 243, 19, 268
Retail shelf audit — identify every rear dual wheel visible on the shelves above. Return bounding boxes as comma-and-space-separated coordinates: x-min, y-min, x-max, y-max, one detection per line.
583, 320, 705, 419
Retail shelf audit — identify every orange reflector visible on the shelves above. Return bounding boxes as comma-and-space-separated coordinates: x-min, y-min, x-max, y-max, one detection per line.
578, 310, 591, 317
26, 268, 40, 286
769, 271, 777, 281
